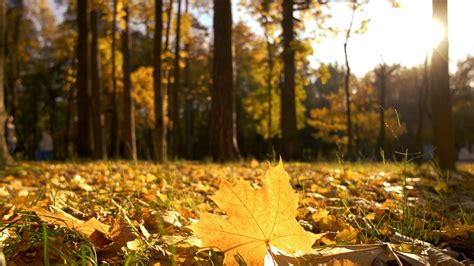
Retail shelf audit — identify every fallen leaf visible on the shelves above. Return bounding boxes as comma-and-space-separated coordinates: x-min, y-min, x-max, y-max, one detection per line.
249, 159, 259, 169
274, 244, 392, 265
191, 160, 323, 265
31, 207, 109, 237
311, 208, 330, 223
365, 213, 376, 220
335, 226, 359, 244
427, 248, 463, 266
105, 216, 138, 251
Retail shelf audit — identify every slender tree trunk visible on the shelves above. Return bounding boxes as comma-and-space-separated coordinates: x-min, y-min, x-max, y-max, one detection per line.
183, 0, 193, 159
154, 0, 166, 162
264, 31, 273, 151
90, 7, 106, 160
110, 0, 120, 158
64, 75, 75, 158
0, 0, 12, 166
46, 61, 56, 159
376, 65, 386, 157
169, 0, 182, 159
76, 0, 93, 157
376, 64, 398, 158
164, 0, 173, 156
343, 4, 356, 160
281, 0, 300, 160
184, 96, 193, 159
416, 57, 428, 163
31, 86, 39, 159
209, 0, 239, 160
343, 43, 353, 159
121, 3, 137, 161
430, 0, 456, 170
7, 0, 22, 118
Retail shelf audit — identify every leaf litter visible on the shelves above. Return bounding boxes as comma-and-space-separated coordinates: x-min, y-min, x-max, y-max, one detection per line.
0, 160, 473, 265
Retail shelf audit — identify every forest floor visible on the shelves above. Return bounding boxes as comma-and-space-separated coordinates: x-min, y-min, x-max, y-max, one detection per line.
0, 160, 473, 265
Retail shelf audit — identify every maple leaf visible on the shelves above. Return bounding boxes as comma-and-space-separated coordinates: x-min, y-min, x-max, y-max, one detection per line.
191, 161, 324, 265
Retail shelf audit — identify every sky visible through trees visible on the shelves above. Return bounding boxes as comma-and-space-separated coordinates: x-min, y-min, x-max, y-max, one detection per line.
50, 0, 474, 76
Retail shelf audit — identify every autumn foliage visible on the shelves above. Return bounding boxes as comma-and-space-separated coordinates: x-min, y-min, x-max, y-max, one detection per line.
1, 161, 473, 264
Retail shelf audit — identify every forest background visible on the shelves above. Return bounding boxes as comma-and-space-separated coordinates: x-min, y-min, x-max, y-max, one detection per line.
0, 0, 472, 169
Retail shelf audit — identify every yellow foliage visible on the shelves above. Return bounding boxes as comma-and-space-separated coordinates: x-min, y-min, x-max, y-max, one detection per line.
131, 67, 155, 128
308, 77, 406, 154
191, 161, 323, 265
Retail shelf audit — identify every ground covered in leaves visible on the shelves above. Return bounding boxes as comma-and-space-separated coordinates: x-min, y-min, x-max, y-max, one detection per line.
1, 160, 473, 265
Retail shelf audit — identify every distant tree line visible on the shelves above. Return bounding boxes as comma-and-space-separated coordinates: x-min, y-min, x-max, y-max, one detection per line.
0, 0, 467, 170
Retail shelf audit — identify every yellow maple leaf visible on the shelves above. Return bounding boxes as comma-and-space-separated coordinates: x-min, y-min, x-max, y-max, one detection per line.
191, 161, 323, 265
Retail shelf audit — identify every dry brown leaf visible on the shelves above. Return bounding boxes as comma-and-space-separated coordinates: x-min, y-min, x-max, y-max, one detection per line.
108, 216, 137, 247
427, 248, 464, 266
31, 207, 109, 237
191, 161, 323, 265
274, 244, 391, 265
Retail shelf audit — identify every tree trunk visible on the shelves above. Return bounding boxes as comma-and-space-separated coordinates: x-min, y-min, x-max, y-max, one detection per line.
7, 0, 22, 118
376, 65, 386, 157
416, 56, 429, 164
154, 0, 166, 162
90, 6, 106, 160
375, 64, 397, 158
430, 0, 456, 170
121, 3, 137, 161
164, 0, 173, 157
64, 75, 75, 158
343, 43, 353, 160
264, 30, 274, 152
76, 0, 93, 157
169, 0, 182, 159
281, 0, 300, 160
46, 64, 56, 159
343, 4, 356, 160
110, 0, 120, 158
209, 0, 239, 161
183, 0, 193, 159
0, 0, 12, 166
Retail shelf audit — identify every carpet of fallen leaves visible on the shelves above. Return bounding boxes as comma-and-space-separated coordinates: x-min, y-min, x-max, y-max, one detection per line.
0, 160, 473, 265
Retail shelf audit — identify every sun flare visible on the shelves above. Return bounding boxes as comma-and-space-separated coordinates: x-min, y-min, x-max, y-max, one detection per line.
427, 19, 445, 51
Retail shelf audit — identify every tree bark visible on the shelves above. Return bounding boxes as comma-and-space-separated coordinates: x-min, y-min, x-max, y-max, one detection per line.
343, 3, 356, 160
164, 0, 173, 157
343, 43, 353, 160
415, 56, 429, 164
154, 0, 166, 162
90, 6, 106, 160
0, 0, 12, 166
6, 0, 22, 118
76, 0, 93, 157
264, 30, 274, 151
121, 3, 137, 161
169, 0, 182, 159
281, 0, 300, 160
183, 0, 193, 159
110, 0, 120, 158
209, 0, 239, 161
430, 0, 456, 170
375, 64, 397, 158
64, 73, 75, 158
376, 65, 386, 157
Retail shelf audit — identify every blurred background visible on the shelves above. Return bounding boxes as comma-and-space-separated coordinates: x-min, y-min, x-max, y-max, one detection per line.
0, 0, 472, 167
